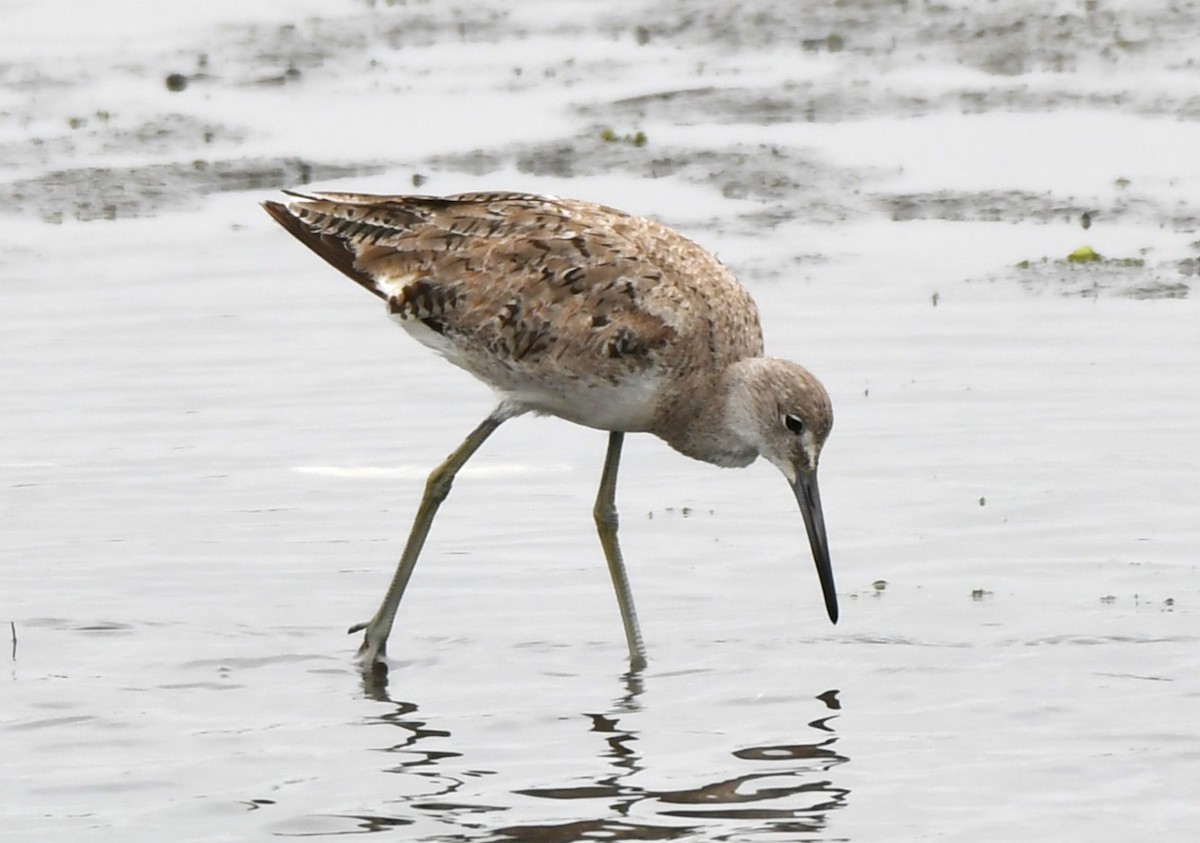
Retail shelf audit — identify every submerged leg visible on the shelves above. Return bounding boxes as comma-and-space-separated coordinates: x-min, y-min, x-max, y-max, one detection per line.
352, 409, 507, 666
593, 431, 647, 670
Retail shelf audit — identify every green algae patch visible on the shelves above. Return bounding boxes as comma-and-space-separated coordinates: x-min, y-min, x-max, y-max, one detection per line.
599, 128, 648, 147
1008, 246, 1180, 298
1015, 247, 1146, 271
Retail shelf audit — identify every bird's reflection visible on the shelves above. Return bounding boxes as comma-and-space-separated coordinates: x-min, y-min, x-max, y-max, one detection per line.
360, 659, 391, 701
372, 700, 461, 771
615, 664, 645, 712
344, 673, 849, 840
515, 687, 848, 837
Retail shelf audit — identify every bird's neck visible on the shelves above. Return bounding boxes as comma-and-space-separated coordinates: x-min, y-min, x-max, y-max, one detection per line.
654, 358, 761, 469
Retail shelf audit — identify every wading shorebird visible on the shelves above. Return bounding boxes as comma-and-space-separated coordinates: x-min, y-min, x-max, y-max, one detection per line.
262, 190, 837, 669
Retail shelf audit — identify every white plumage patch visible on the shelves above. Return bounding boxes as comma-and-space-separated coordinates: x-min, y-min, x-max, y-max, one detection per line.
373, 273, 415, 300
389, 307, 465, 365
508, 373, 662, 432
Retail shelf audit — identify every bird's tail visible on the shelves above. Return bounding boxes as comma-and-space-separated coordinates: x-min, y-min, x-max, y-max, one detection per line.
261, 191, 392, 300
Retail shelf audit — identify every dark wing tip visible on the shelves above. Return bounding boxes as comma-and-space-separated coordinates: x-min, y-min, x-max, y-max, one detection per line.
260, 199, 293, 229
261, 196, 386, 300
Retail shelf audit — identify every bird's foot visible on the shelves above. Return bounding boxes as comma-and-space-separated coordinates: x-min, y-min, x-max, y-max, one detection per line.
349, 619, 388, 668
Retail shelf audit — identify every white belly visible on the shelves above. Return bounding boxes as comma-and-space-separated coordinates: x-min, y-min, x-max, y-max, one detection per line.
396, 314, 661, 432
507, 374, 661, 431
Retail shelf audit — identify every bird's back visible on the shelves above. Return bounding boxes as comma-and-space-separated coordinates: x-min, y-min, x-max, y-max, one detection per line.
263, 191, 765, 433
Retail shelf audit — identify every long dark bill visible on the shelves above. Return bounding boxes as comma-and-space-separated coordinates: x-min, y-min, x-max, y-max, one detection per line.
793, 470, 838, 624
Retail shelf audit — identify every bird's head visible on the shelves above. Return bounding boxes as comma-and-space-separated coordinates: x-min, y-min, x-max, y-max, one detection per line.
728, 357, 838, 623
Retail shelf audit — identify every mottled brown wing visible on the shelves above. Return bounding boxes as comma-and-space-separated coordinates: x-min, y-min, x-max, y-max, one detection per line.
263, 192, 762, 386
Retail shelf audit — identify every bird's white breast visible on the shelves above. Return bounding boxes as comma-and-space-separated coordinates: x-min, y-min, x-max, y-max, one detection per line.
392, 310, 661, 432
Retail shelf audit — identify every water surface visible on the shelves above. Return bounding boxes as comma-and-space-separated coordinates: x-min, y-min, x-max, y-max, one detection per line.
3, 1, 1198, 840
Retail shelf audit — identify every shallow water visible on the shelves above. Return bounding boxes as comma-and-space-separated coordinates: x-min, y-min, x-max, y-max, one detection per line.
3, 1, 1199, 840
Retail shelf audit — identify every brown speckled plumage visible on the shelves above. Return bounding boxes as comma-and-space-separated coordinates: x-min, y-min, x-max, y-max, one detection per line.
262, 190, 839, 667
262, 190, 782, 463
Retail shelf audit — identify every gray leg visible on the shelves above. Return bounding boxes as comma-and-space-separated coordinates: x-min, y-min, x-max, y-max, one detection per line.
594, 432, 648, 670
352, 410, 506, 666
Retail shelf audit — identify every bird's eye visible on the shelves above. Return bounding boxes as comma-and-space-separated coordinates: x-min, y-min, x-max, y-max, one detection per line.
783, 413, 805, 434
